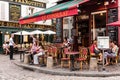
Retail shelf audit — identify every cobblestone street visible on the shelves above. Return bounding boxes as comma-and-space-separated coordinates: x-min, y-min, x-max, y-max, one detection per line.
0, 54, 119, 80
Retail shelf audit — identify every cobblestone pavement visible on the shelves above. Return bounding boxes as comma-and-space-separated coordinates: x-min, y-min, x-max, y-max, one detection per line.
0, 54, 120, 80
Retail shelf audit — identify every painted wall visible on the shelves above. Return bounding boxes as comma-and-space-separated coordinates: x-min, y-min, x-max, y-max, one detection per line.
21, 5, 52, 25
0, 1, 9, 21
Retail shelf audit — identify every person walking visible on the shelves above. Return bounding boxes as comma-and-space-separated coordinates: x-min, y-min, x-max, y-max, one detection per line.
9, 34, 16, 60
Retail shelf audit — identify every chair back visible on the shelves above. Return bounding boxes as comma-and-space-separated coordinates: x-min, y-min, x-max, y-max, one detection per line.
115, 47, 119, 56
80, 47, 88, 59
47, 47, 53, 56
64, 48, 69, 54
52, 47, 57, 53
52, 46, 57, 57
62, 48, 70, 58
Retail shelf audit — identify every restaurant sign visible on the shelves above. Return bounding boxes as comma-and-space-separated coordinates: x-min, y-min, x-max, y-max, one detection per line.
3, 0, 46, 8
9, 3, 21, 21
19, 8, 78, 24
0, 21, 54, 30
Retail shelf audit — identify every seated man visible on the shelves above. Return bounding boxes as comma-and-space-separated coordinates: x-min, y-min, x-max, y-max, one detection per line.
3, 41, 10, 55
104, 41, 119, 65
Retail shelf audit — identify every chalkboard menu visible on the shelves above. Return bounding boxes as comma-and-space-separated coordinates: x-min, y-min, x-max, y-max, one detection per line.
56, 18, 63, 43
9, 3, 21, 21
108, 8, 118, 42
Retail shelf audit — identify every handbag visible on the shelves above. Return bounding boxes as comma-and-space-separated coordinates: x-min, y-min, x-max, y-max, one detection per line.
94, 48, 100, 54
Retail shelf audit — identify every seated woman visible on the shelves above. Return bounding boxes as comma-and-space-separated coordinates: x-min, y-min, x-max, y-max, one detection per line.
33, 42, 47, 65
63, 37, 69, 47
3, 41, 10, 55
104, 41, 119, 65
30, 41, 40, 64
89, 40, 102, 61
62, 37, 71, 51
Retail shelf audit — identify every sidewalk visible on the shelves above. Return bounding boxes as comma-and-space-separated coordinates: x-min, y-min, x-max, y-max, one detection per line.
13, 57, 120, 77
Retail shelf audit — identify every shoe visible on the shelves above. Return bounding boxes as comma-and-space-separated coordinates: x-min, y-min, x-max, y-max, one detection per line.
98, 59, 102, 61
34, 64, 39, 66
29, 62, 33, 65
10, 58, 15, 60
105, 63, 109, 66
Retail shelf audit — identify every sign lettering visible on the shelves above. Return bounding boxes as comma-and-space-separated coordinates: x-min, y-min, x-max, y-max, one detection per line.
3, 0, 46, 8
0, 21, 54, 30
19, 8, 78, 24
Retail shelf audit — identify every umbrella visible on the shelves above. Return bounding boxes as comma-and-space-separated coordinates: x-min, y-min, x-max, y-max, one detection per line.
13, 30, 30, 35
43, 30, 56, 42
43, 30, 56, 34
106, 20, 120, 26
30, 30, 44, 34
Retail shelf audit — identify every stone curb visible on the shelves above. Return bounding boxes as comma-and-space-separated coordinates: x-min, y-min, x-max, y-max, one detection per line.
13, 61, 120, 77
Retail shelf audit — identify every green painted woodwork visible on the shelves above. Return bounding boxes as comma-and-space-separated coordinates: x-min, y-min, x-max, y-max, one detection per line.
21, 0, 84, 20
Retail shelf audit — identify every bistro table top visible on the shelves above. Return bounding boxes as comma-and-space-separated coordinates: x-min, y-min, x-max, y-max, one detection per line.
65, 51, 79, 55
18, 48, 28, 51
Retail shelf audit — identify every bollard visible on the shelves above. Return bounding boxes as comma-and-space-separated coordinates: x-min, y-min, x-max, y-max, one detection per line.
24, 54, 30, 64
47, 56, 53, 68
89, 57, 98, 71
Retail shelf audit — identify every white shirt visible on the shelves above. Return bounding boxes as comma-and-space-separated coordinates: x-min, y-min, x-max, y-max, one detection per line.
3, 44, 9, 49
9, 37, 14, 46
33, 37, 36, 44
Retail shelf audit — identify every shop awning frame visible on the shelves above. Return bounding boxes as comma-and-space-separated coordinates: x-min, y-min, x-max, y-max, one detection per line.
106, 20, 120, 26
19, 0, 89, 24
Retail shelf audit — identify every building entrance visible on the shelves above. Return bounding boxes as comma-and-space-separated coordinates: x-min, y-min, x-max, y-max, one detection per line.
91, 10, 106, 42
76, 14, 89, 47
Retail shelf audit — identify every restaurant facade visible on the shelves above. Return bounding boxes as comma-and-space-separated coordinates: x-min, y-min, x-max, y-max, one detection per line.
56, 0, 120, 50
0, 0, 54, 53
18, 0, 120, 51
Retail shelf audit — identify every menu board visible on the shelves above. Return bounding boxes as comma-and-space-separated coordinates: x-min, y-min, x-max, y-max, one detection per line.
97, 36, 109, 49
9, 3, 21, 21
56, 18, 63, 43
108, 8, 118, 42
108, 8, 118, 23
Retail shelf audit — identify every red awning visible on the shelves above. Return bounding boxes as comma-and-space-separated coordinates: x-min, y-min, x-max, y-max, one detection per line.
19, 0, 89, 24
106, 20, 120, 26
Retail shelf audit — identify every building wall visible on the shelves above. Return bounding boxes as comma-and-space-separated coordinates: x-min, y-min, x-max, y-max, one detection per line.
118, 0, 120, 47
0, 0, 52, 53
0, 1, 52, 25
0, 1, 9, 21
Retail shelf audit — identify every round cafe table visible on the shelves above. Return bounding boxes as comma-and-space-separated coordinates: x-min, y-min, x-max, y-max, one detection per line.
65, 51, 79, 71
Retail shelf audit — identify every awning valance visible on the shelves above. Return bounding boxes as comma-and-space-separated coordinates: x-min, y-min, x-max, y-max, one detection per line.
19, 0, 89, 24
107, 20, 120, 26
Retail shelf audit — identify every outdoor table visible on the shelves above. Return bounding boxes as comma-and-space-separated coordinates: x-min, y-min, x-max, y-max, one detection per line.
65, 51, 79, 71
18, 49, 27, 62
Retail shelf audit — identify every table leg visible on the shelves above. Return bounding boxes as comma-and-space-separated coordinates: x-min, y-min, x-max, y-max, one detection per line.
70, 55, 75, 71
23, 53, 25, 62
20, 52, 22, 61
40, 55, 46, 67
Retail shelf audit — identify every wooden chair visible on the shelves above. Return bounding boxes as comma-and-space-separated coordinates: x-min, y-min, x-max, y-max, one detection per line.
61, 48, 70, 68
46, 46, 58, 65
107, 47, 119, 64
52, 46, 58, 64
88, 47, 100, 60
75, 47, 88, 70
47, 46, 53, 56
